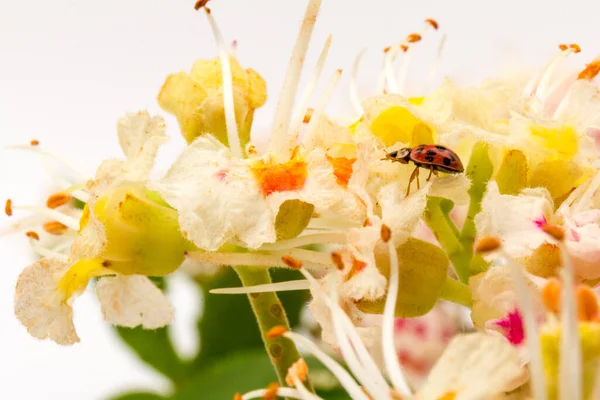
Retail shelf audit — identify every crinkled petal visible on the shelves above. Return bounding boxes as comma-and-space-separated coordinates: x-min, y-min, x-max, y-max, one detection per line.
416, 332, 528, 400
96, 275, 174, 329
14, 258, 79, 345
117, 110, 167, 159
149, 135, 275, 250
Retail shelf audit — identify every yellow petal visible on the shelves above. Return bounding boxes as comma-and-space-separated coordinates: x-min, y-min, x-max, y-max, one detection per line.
57, 258, 112, 300
529, 159, 585, 203
529, 124, 579, 160
495, 149, 528, 195
370, 106, 431, 147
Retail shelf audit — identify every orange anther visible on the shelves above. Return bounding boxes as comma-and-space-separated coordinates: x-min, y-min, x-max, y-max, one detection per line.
281, 255, 302, 270
46, 193, 72, 209
233, 394, 243, 400
30, 139, 40, 146
25, 231, 40, 240
43, 221, 68, 235
407, 33, 422, 43
559, 44, 569, 51
4, 199, 12, 216
285, 359, 308, 386
542, 278, 561, 314
303, 108, 314, 123
380, 224, 392, 242
194, 0, 210, 10
400, 44, 409, 52
474, 236, 501, 253
542, 223, 565, 241
569, 43, 581, 53
331, 251, 345, 270
576, 285, 599, 321
384, 46, 392, 53
425, 18, 439, 30
263, 383, 280, 400
266, 326, 288, 339
578, 60, 600, 81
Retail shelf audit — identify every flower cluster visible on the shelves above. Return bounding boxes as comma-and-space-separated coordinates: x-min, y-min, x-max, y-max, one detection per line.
4, 0, 600, 398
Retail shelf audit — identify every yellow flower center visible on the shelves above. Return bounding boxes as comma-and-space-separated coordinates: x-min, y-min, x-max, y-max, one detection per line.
529, 124, 578, 160
370, 106, 434, 147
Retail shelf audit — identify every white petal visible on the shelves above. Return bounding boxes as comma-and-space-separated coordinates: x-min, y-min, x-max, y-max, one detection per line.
150, 135, 275, 250
417, 332, 528, 400
70, 203, 106, 261
14, 258, 79, 345
117, 110, 167, 160
96, 275, 174, 329
428, 174, 471, 206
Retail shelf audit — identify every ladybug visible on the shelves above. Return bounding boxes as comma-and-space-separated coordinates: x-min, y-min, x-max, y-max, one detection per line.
383, 144, 464, 196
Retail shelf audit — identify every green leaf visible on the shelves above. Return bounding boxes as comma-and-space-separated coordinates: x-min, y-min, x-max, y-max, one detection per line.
173, 349, 277, 400
111, 393, 167, 400
115, 326, 187, 386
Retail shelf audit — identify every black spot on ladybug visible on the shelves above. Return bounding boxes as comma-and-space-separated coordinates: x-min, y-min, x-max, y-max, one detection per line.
443, 157, 452, 166
435, 145, 446, 151
426, 150, 437, 156
425, 156, 435, 162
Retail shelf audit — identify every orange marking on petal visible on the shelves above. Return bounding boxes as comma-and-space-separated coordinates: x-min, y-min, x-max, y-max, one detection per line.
542, 278, 561, 314
251, 150, 308, 197
576, 284, 599, 321
438, 392, 457, 400
328, 156, 355, 188
345, 257, 367, 281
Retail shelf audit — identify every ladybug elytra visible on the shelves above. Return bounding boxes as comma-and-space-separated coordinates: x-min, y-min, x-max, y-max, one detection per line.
383, 144, 464, 196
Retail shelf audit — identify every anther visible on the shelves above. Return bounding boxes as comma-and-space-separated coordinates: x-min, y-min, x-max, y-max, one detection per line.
559, 44, 569, 51
425, 18, 439, 30
233, 394, 243, 400
569, 43, 581, 53
542, 278, 561, 314
101, 260, 112, 268
384, 46, 391, 53
194, 0, 210, 10
406, 33, 422, 43
285, 358, 309, 386
303, 107, 314, 123
576, 285, 599, 321
281, 255, 303, 270
578, 59, 600, 80
474, 236, 501, 253
263, 383, 280, 400
380, 224, 392, 242
4, 199, 12, 216
30, 139, 40, 146
331, 251, 345, 270
43, 221, 68, 235
25, 231, 40, 240
542, 223, 565, 241
266, 325, 288, 339
400, 44, 409, 52
46, 193, 72, 209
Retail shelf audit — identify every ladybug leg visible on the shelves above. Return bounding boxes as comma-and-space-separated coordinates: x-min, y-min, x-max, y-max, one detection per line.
426, 166, 434, 182
406, 166, 420, 197
415, 166, 421, 189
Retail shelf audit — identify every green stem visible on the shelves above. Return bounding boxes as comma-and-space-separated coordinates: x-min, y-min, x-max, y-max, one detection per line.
233, 266, 313, 392
424, 197, 472, 284
439, 276, 473, 308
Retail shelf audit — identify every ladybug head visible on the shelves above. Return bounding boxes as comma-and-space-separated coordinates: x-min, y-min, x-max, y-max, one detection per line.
383, 148, 411, 163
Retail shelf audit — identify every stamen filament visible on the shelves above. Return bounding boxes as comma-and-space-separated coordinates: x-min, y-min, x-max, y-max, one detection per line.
292, 377, 323, 400
259, 232, 346, 251
572, 170, 600, 214
269, 0, 323, 160
398, 22, 434, 95
11, 205, 80, 231
500, 251, 547, 400
187, 249, 333, 269
385, 46, 401, 94
284, 331, 370, 400
350, 48, 366, 116
288, 35, 333, 141
377, 57, 387, 95
29, 238, 69, 260
558, 242, 582, 400
210, 279, 311, 294
307, 217, 358, 230
6, 145, 90, 180
303, 69, 343, 146
241, 388, 305, 400
382, 240, 412, 396
204, 9, 243, 158
425, 34, 446, 93
536, 47, 576, 101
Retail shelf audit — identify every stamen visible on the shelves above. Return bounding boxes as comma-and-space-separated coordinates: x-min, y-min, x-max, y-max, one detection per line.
542, 223, 565, 241
474, 236, 501, 253
269, 0, 323, 161
291, 376, 323, 400
425, 34, 446, 93
302, 69, 343, 145
398, 21, 437, 95
28, 238, 68, 260
380, 224, 391, 242
382, 239, 412, 396
194, 0, 210, 10
266, 325, 288, 339
234, 394, 243, 400
281, 255, 303, 270
187, 249, 333, 269
331, 251, 345, 270
307, 216, 358, 230
572, 170, 600, 214
239, 388, 304, 400
204, 8, 243, 158
284, 331, 370, 400
536, 45, 579, 101
259, 232, 347, 251
10, 204, 80, 230
303, 108, 314, 123
6, 145, 90, 180
500, 250, 547, 400
25, 231, 40, 240
46, 193, 72, 209
542, 278, 561, 314
576, 285, 599, 321
286, 359, 309, 386
5, 199, 12, 216
350, 48, 367, 116
43, 221, 68, 235
577, 56, 600, 80
210, 280, 311, 294
376, 55, 388, 95
385, 46, 402, 93
425, 18, 439, 30
406, 33, 422, 43
263, 383, 280, 400
30, 139, 39, 146
288, 35, 333, 141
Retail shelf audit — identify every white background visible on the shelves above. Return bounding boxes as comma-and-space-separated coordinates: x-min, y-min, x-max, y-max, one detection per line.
0, 0, 598, 398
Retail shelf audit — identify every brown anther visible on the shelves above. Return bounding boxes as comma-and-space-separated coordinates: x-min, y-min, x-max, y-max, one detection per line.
390, 389, 404, 400
262, 383, 280, 400
474, 236, 501, 253
542, 223, 565, 241
559, 43, 569, 51
578, 60, 600, 80
25, 231, 40, 240
101, 260, 112, 268
303, 107, 314, 123
46, 193, 72, 209
425, 18, 439, 30
400, 44, 409, 52
43, 221, 68, 235
30, 139, 40, 146
384, 46, 392, 53
194, 0, 210, 10
569, 43, 581, 53
4, 199, 13, 216
285, 359, 308, 386
233, 394, 243, 400
331, 251, 345, 270
542, 278, 561, 314
246, 144, 257, 155
266, 325, 288, 339
576, 285, 599, 321
281, 255, 303, 270
380, 224, 392, 243
406, 33, 422, 43
363, 218, 371, 227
